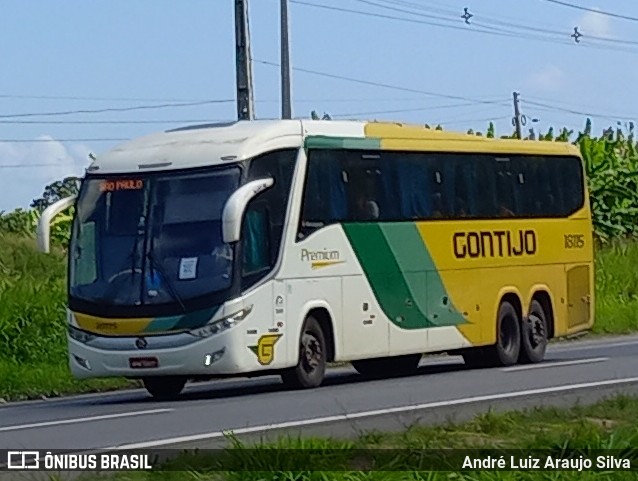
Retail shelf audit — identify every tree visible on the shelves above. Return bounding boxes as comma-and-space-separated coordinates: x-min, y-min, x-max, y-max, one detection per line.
31, 176, 80, 212
487, 122, 495, 139
311, 110, 332, 120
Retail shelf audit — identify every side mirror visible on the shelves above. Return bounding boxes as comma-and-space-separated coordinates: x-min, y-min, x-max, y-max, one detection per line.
222, 178, 274, 244
36, 196, 77, 253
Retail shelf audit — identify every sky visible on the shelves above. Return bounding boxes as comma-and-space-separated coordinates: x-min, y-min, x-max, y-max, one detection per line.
1, 0, 637, 211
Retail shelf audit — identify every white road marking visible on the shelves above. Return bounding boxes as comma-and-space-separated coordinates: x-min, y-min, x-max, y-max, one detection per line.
105, 376, 638, 450
550, 340, 638, 351
0, 408, 173, 432
501, 357, 608, 372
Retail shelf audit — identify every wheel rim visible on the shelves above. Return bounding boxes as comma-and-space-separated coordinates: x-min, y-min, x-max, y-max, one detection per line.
301, 331, 322, 374
527, 313, 546, 350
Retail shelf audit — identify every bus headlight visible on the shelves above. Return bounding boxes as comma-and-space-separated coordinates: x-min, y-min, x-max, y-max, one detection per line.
189, 305, 253, 338
68, 325, 96, 344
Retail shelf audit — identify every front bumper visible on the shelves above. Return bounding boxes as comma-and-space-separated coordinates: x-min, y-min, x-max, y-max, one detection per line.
68, 328, 247, 379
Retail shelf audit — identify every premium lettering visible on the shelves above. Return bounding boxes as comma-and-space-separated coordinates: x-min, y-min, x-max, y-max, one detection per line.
301, 248, 340, 261
453, 230, 537, 259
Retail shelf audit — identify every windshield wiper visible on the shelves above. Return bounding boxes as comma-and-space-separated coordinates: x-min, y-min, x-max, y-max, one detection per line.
146, 240, 187, 313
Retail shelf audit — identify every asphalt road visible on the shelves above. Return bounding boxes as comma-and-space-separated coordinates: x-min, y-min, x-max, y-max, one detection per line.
2, 335, 638, 452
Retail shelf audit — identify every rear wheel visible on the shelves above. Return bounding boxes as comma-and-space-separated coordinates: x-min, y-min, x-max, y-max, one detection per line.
519, 299, 548, 364
353, 354, 422, 379
281, 315, 327, 389
142, 376, 187, 400
463, 300, 521, 368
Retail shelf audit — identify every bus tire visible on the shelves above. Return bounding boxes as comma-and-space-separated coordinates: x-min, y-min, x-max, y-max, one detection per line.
353, 354, 421, 379
519, 299, 548, 364
463, 300, 520, 368
280, 315, 327, 389
492, 300, 521, 366
142, 376, 186, 401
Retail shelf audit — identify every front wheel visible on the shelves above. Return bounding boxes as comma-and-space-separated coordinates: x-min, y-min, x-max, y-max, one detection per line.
281, 315, 327, 389
142, 376, 187, 401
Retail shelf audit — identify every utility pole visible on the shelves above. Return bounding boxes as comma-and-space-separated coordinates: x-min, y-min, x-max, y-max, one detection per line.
280, 0, 292, 119
512, 91, 523, 139
235, 0, 255, 120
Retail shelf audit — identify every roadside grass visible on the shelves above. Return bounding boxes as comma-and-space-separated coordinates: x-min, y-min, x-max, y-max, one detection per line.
0, 361, 135, 402
66, 395, 638, 480
0, 233, 637, 401
592, 239, 638, 335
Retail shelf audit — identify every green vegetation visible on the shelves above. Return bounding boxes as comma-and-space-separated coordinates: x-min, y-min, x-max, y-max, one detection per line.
0, 234, 136, 401
594, 240, 638, 335
68, 395, 638, 479
0, 119, 637, 401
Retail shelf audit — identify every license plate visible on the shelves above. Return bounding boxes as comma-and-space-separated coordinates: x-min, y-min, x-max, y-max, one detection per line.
129, 357, 159, 368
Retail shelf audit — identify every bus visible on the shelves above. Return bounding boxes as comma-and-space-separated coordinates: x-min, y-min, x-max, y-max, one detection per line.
37, 120, 594, 400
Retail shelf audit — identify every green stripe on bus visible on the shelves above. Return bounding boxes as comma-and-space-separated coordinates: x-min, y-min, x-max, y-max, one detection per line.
382, 224, 466, 327
342, 223, 466, 329
304, 136, 381, 150
342, 223, 434, 329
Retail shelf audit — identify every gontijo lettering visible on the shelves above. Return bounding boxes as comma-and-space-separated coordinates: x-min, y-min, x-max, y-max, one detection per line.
453, 230, 537, 259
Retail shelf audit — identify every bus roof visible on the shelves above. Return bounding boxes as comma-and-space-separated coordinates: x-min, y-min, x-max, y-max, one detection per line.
89, 119, 581, 174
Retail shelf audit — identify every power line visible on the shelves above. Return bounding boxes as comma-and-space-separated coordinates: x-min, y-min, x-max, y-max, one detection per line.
254, 59, 508, 106
0, 101, 508, 125
0, 93, 486, 104
368, 0, 638, 48
0, 100, 233, 119
353, 0, 580, 43
523, 99, 637, 121
0, 163, 85, 169
0, 119, 228, 125
377, 0, 638, 47
0, 138, 127, 143
536, 0, 638, 23
525, 94, 638, 114
438, 115, 511, 125
0, 96, 500, 121
290, 1, 552, 42
0, 94, 210, 103
329, 101, 510, 118
291, 0, 638, 54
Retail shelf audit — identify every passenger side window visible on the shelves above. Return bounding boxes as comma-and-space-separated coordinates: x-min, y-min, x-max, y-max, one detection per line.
242, 207, 271, 278
241, 149, 297, 287
297, 149, 584, 233
299, 150, 348, 238
494, 158, 516, 217
341, 155, 383, 221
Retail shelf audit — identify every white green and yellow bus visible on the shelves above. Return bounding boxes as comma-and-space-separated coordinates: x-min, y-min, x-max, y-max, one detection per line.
37, 120, 594, 399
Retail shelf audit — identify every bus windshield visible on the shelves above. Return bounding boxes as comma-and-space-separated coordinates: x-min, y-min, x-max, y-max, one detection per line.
69, 166, 241, 309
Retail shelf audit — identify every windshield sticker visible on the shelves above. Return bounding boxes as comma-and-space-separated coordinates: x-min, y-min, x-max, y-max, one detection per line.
100, 179, 144, 192
178, 257, 198, 280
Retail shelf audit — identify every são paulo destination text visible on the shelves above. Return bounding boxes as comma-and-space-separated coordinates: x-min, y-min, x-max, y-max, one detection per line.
463, 455, 632, 471
42, 453, 152, 470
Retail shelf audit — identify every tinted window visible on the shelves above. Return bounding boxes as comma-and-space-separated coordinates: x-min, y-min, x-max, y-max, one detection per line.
298, 150, 584, 236
70, 167, 241, 310
241, 149, 297, 287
